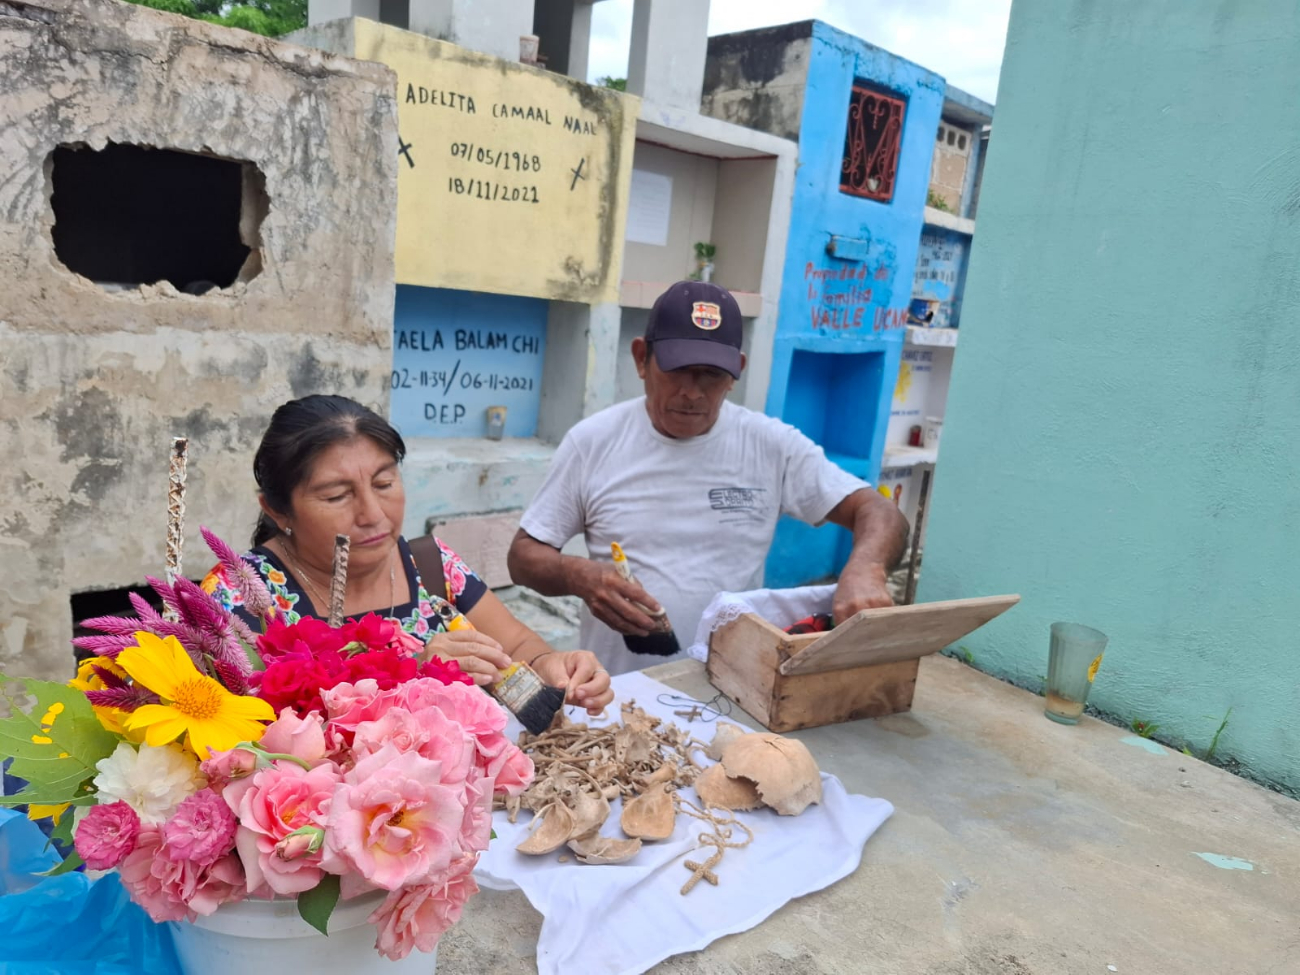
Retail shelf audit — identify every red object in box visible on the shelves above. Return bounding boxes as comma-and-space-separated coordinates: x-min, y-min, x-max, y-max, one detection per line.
908, 425, 923, 447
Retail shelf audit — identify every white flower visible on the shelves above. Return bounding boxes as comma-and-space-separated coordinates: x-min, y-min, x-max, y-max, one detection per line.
92, 742, 205, 825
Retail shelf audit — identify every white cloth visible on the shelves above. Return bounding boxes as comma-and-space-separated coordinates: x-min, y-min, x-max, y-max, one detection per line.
519, 398, 868, 675
475, 671, 894, 975
686, 584, 837, 662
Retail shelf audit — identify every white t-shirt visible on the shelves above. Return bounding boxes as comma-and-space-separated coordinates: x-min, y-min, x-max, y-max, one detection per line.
519, 398, 868, 675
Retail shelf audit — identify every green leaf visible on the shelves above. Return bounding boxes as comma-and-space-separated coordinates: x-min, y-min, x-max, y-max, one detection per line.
0, 676, 117, 796
240, 635, 264, 672
0, 781, 96, 807
297, 873, 341, 936
490, 828, 497, 841
47, 808, 76, 851
41, 850, 84, 877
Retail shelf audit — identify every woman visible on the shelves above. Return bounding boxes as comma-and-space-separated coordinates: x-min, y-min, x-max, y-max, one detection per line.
203, 394, 612, 714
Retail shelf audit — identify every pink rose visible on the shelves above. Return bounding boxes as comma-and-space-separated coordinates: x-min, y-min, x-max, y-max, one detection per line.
74, 801, 141, 870
274, 825, 325, 861
395, 629, 426, 656
352, 707, 475, 789
367, 856, 479, 960
119, 827, 247, 922
459, 773, 495, 855
163, 789, 237, 866
398, 679, 508, 750
231, 760, 341, 896
200, 745, 260, 792
483, 739, 535, 797
322, 679, 399, 748
324, 745, 466, 891
259, 709, 329, 765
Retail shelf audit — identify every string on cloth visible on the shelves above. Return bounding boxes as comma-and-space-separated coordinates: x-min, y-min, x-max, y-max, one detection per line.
655, 691, 733, 723
674, 795, 755, 895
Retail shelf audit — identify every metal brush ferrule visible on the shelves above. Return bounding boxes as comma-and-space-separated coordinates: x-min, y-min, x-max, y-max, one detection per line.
491, 663, 546, 712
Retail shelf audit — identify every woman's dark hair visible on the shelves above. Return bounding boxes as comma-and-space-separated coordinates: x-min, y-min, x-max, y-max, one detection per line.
251, 395, 406, 546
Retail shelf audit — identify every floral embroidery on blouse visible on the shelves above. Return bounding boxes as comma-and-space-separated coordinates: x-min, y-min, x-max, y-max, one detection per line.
201, 536, 486, 633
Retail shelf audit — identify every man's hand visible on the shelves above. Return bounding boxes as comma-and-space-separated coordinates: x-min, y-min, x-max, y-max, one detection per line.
832, 562, 895, 625
574, 560, 662, 636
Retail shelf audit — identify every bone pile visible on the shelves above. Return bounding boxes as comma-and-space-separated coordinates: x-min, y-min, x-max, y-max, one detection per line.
501, 702, 824, 894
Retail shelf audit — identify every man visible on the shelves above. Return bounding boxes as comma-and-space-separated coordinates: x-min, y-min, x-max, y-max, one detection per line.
508, 281, 909, 675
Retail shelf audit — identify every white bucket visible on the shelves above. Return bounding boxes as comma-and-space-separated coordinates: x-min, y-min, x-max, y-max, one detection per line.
169, 890, 436, 974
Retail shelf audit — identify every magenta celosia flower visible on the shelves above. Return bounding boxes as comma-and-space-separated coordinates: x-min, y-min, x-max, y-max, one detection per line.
324, 745, 466, 891
202, 526, 274, 621
163, 789, 238, 867
73, 800, 142, 870
229, 760, 342, 897
367, 855, 480, 960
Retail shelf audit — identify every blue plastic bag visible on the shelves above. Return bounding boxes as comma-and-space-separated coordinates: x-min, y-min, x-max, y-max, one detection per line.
0, 809, 182, 975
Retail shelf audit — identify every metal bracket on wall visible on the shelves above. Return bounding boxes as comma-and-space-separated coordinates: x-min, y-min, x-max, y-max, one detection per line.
826, 233, 872, 263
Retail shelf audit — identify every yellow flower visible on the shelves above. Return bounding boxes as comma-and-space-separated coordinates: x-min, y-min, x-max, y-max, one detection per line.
267, 569, 286, 586
118, 633, 276, 759
27, 803, 70, 824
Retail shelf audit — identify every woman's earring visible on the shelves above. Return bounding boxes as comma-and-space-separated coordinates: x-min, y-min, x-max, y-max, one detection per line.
283, 526, 293, 537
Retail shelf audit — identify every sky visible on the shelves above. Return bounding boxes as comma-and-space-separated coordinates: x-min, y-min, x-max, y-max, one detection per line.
587, 0, 1012, 105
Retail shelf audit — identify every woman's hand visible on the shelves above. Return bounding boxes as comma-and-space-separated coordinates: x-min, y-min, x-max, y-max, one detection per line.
420, 629, 513, 685
531, 650, 613, 715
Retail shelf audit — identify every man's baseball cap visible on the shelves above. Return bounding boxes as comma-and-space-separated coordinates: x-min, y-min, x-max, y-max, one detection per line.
645, 281, 743, 379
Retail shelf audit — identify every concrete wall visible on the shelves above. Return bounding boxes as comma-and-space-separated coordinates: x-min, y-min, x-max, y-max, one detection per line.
702, 23, 814, 143
918, 0, 1300, 793
0, 0, 397, 680
621, 142, 718, 284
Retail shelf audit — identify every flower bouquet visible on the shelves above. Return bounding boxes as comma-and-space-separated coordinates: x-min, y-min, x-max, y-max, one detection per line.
0, 527, 534, 966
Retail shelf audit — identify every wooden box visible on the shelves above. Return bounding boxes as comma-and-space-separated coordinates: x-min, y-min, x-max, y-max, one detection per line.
706, 595, 1020, 732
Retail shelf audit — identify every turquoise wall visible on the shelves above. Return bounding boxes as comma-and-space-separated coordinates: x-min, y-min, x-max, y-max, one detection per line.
919, 0, 1300, 793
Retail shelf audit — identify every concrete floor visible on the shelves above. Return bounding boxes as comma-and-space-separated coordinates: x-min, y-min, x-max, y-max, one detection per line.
440, 655, 1299, 975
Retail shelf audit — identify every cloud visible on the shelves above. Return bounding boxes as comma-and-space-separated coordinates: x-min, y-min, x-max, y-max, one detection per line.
587, 0, 1010, 104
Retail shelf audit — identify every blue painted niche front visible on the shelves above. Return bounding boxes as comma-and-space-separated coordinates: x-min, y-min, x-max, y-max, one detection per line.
389, 285, 548, 439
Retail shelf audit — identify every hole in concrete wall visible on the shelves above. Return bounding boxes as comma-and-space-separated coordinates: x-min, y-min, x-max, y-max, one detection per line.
957, 133, 967, 150
49, 142, 266, 294
70, 584, 168, 664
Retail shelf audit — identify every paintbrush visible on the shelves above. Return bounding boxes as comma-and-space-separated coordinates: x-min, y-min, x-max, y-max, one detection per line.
436, 603, 566, 735
610, 542, 681, 656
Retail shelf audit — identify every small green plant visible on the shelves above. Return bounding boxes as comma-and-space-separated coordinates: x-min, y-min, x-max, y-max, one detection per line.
1204, 707, 1233, 763
694, 242, 716, 262
598, 76, 627, 91
956, 645, 975, 665
926, 189, 953, 213
1130, 719, 1159, 739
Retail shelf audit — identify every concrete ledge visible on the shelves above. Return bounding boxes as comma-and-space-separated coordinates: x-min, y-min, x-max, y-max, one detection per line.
401, 437, 557, 539
923, 206, 976, 236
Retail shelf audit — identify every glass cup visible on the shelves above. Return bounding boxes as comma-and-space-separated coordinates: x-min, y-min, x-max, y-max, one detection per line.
1044, 622, 1108, 725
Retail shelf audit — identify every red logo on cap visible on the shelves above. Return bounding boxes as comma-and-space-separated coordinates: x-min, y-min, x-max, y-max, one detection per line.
691, 301, 722, 330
